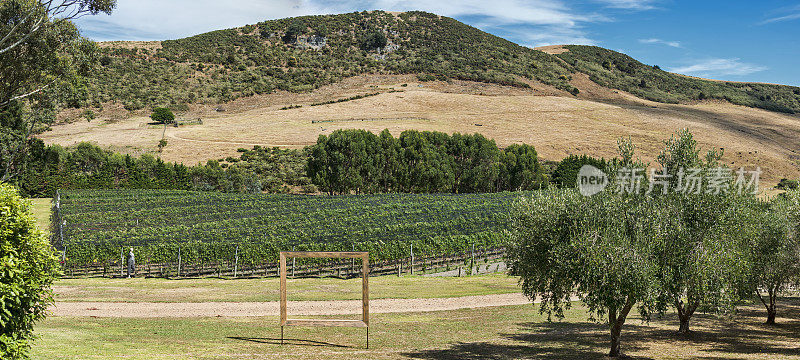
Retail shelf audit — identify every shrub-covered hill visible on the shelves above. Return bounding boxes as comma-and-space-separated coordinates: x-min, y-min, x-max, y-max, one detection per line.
87, 10, 800, 114
89, 11, 576, 110
556, 45, 800, 113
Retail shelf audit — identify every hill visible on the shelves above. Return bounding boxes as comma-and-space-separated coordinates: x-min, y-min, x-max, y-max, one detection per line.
85, 11, 800, 114
39, 11, 800, 187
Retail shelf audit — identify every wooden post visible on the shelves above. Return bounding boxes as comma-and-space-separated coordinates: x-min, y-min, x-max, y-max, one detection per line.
120, 247, 124, 277
280, 252, 287, 328
471, 243, 475, 276
363, 253, 369, 329
234, 244, 239, 278
410, 243, 414, 275
177, 246, 182, 278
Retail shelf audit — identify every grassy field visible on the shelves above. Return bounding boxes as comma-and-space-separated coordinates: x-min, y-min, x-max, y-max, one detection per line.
52, 274, 521, 303
30, 198, 51, 233
33, 299, 800, 360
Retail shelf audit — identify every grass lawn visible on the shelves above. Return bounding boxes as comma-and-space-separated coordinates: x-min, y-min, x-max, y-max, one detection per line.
53, 274, 521, 303
32, 299, 800, 360
30, 198, 52, 234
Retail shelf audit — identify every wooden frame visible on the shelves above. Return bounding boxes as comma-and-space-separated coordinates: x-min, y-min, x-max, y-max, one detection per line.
280, 251, 369, 348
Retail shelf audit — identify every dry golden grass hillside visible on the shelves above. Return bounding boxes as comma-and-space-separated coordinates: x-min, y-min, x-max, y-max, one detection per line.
40, 74, 800, 185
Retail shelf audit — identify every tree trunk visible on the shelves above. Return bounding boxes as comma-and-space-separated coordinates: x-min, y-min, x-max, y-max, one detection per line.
766, 307, 776, 325
676, 300, 697, 335
679, 315, 690, 334
609, 321, 622, 357
608, 299, 635, 357
758, 287, 779, 325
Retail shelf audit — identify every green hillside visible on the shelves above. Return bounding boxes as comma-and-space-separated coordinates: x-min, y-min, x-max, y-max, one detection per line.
86, 11, 800, 114
558, 45, 800, 113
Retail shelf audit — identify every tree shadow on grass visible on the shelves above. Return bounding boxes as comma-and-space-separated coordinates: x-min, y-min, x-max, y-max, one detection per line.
403, 321, 653, 360
403, 297, 800, 360
227, 336, 350, 348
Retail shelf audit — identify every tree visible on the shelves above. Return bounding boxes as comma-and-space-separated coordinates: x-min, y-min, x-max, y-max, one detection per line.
0, 0, 115, 183
150, 107, 175, 124
1, 0, 115, 106
0, 183, 60, 359
507, 189, 672, 357
448, 133, 498, 193
654, 129, 740, 334
497, 144, 545, 191
738, 192, 800, 324
551, 154, 608, 188
398, 130, 454, 193
282, 20, 304, 44
361, 31, 387, 51
658, 192, 745, 334
306, 129, 383, 194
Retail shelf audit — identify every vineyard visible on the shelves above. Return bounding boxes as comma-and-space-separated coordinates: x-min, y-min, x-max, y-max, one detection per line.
53, 189, 522, 277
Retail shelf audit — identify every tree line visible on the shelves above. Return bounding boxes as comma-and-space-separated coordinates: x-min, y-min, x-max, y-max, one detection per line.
306, 129, 546, 194
6, 138, 311, 198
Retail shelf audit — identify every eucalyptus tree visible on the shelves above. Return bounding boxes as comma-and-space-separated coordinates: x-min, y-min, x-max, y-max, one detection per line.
1, 0, 115, 106
507, 189, 675, 357
0, 0, 115, 182
497, 144, 545, 191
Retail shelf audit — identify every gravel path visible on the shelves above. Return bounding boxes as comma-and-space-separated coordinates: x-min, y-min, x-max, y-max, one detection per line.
52, 293, 532, 318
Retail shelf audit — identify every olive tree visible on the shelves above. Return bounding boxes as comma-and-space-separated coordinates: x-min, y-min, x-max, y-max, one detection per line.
735, 191, 800, 324
0, 183, 60, 359
507, 189, 675, 357
653, 129, 746, 334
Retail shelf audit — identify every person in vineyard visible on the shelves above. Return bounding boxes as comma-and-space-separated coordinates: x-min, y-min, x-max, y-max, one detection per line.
127, 248, 136, 278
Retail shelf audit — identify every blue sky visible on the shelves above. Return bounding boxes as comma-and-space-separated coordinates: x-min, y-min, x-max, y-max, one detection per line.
76, 0, 800, 86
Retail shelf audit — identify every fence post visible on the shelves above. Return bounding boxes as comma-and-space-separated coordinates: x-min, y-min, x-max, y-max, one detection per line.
471, 243, 475, 276
234, 244, 239, 278
120, 247, 124, 277
410, 243, 414, 275
177, 246, 182, 278
291, 246, 295, 278
60, 220, 66, 264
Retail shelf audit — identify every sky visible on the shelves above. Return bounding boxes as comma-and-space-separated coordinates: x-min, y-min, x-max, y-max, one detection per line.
75, 0, 800, 86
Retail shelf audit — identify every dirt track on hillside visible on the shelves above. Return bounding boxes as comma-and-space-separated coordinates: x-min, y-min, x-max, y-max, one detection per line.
52, 293, 534, 318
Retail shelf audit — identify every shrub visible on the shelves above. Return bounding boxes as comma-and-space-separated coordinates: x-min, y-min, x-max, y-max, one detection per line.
0, 183, 60, 359
777, 178, 799, 190
361, 31, 387, 51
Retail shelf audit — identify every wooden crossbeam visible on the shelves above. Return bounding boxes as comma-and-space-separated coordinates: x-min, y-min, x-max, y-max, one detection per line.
285, 319, 368, 328
281, 251, 368, 259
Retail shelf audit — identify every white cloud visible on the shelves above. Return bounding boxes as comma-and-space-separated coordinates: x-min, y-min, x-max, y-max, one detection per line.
371, 0, 604, 27
76, 0, 330, 41
670, 58, 767, 77
638, 38, 680, 48
758, 5, 800, 25
594, 0, 657, 10
500, 25, 596, 47
74, 0, 617, 45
